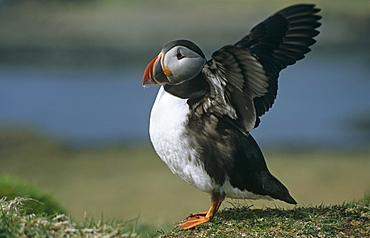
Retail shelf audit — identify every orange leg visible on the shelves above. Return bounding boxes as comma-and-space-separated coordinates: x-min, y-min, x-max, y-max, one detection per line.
185, 211, 207, 219
185, 200, 223, 219
177, 199, 223, 230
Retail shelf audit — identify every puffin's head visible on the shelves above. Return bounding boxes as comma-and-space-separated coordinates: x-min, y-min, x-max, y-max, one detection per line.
143, 40, 206, 86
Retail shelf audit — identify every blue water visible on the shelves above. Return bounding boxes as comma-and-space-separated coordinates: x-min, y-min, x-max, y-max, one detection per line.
0, 51, 369, 149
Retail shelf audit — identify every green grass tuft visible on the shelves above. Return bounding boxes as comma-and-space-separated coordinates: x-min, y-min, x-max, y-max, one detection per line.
160, 195, 370, 238
0, 197, 144, 238
0, 174, 66, 215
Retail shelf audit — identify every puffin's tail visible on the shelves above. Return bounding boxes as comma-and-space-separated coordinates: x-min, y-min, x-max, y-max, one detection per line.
261, 171, 297, 204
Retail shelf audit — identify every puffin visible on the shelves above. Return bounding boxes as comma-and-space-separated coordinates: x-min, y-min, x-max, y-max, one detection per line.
142, 4, 321, 229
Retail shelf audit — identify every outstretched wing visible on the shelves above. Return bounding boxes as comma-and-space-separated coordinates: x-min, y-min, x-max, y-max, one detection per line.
201, 4, 321, 132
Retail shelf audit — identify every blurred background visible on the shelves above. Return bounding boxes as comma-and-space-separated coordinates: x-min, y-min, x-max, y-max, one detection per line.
0, 0, 369, 229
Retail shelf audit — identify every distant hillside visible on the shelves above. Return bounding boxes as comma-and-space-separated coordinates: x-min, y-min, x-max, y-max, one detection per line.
0, 0, 368, 68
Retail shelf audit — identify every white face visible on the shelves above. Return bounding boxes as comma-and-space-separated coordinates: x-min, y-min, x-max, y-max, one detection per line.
162, 46, 206, 84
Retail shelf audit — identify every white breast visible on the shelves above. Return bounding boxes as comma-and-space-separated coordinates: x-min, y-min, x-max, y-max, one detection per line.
149, 86, 215, 193
149, 87, 271, 201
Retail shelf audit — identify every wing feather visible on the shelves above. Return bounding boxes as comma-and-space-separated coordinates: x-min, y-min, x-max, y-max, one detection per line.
198, 4, 321, 133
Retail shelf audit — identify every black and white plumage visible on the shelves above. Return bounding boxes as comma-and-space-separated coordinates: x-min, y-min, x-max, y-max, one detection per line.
143, 4, 321, 229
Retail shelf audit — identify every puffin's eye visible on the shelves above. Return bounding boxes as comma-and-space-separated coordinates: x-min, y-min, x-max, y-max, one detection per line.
176, 52, 184, 60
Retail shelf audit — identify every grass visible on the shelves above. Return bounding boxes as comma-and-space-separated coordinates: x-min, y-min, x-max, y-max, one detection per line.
1, 195, 369, 237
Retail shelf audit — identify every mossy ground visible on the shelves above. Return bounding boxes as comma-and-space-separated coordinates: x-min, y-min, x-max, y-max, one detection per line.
160, 195, 370, 238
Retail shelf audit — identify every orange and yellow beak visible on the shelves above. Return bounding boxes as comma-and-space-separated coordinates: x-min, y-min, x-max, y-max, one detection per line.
142, 53, 172, 85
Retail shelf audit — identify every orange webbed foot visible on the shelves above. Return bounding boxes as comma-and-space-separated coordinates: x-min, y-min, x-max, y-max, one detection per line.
177, 215, 211, 229
177, 198, 224, 230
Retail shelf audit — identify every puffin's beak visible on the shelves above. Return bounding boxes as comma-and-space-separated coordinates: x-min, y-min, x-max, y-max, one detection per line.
142, 53, 170, 85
